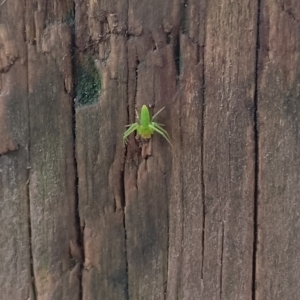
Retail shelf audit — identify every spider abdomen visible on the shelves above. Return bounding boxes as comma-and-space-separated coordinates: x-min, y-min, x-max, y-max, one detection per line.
140, 105, 151, 127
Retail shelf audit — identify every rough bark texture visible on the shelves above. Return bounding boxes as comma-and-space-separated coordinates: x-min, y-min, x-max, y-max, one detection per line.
1, 0, 300, 299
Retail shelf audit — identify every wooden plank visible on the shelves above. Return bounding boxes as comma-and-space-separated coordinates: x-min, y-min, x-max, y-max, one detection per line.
178, 34, 204, 300
173, 0, 206, 298
0, 1, 32, 299
5, 1, 299, 300
75, 1, 128, 299
203, 0, 257, 299
256, 1, 300, 299
25, 2, 81, 299
125, 1, 179, 299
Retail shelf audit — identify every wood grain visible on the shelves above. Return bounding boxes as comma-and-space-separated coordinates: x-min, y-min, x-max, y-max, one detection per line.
2, 0, 300, 299
203, 0, 257, 299
75, 0, 128, 299
0, 1, 32, 299
126, 1, 179, 299
25, 1, 81, 299
256, 1, 300, 299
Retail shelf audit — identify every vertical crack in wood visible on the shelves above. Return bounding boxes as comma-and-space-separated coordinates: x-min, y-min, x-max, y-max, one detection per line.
26, 105, 37, 300
164, 172, 169, 300
220, 222, 225, 300
179, 167, 184, 300
252, 0, 261, 299
173, 33, 181, 80
72, 93, 84, 300
178, 89, 184, 299
25, 11, 37, 298
122, 202, 129, 300
174, 2, 188, 81
121, 165, 129, 300
181, 0, 188, 35
122, 26, 130, 300
134, 59, 140, 111
26, 159, 36, 300
201, 18, 207, 282
70, 4, 84, 298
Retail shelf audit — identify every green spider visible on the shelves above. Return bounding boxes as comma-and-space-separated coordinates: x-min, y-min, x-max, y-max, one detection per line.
123, 105, 172, 146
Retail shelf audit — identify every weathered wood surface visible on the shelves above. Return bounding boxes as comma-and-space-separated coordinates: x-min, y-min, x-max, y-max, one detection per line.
0, 2, 31, 299
1, 0, 300, 299
202, 1, 257, 299
256, 1, 300, 300
1, 0, 81, 299
75, 0, 128, 298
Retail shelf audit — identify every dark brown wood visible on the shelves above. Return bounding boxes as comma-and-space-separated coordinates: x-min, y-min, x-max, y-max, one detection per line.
202, 1, 258, 299
1, 0, 81, 299
2, 0, 300, 299
75, 1, 128, 299
126, 2, 179, 300
26, 1, 82, 298
0, 2, 32, 299
256, 1, 300, 299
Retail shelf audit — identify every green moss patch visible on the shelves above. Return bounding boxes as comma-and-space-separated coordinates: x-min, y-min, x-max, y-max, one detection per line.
76, 56, 101, 106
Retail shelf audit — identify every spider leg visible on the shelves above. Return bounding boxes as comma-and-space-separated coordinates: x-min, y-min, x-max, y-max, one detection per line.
125, 110, 140, 128
123, 123, 139, 144
152, 122, 171, 138
152, 106, 165, 120
149, 122, 172, 146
